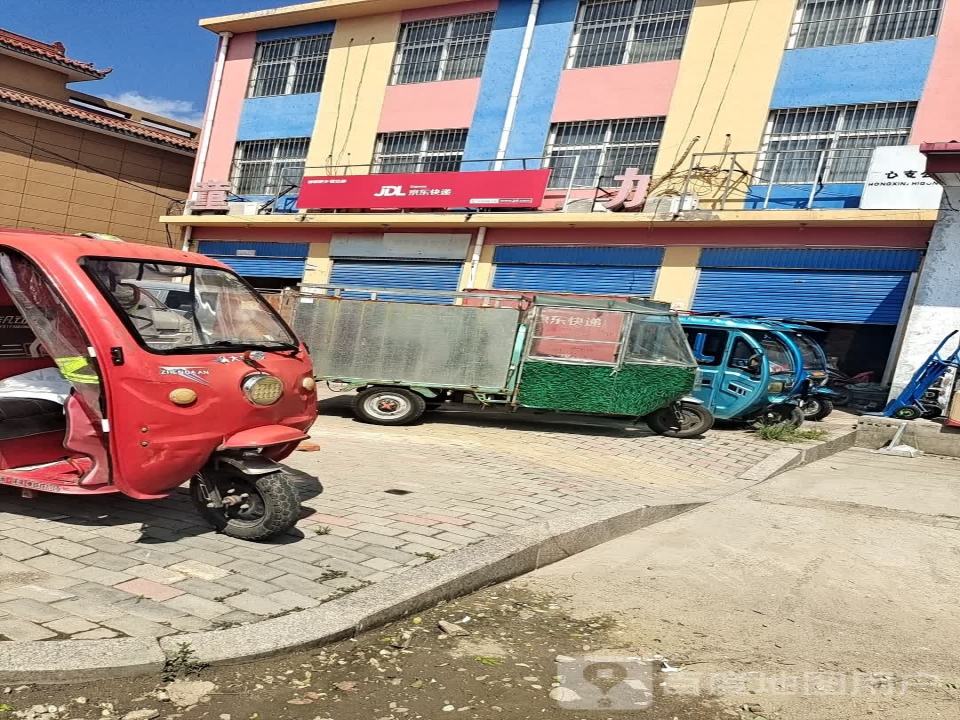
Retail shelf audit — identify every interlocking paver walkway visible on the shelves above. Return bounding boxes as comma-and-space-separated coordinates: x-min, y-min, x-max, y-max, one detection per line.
0, 394, 853, 642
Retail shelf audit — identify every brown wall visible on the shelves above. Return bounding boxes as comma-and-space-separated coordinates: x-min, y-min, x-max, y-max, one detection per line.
0, 107, 193, 247
0, 54, 69, 99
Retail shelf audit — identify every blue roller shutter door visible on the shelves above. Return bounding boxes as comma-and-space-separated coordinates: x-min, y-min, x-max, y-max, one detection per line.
492, 246, 664, 296
329, 260, 462, 303
693, 248, 923, 324
198, 241, 308, 278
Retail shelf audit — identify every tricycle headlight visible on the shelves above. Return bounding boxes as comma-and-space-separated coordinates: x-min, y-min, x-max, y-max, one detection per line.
767, 381, 785, 394
242, 373, 284, 406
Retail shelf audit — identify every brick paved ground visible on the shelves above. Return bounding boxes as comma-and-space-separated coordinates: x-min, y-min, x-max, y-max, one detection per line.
0, 394, 853, 642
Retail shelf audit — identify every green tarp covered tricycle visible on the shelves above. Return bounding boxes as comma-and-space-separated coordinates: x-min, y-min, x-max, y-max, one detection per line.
293, 287, 713, 438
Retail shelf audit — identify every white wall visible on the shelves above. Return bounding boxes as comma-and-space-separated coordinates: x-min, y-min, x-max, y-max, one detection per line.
890, 187, 960, 396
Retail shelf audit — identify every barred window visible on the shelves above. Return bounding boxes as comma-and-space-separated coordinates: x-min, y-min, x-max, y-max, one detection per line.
758, 103, 916, 185
248, 34, 332, 97
373, 130, 468, 173
790, 0, 942, 49
230, 138, 309, 195
391, 13, 494, 84
544, 117, 665, 188
568, 0, 694, 68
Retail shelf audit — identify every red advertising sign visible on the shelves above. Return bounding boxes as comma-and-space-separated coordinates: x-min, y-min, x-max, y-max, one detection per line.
297, 169, 550, 210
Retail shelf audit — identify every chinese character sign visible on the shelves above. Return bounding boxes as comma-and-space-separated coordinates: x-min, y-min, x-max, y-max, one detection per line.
530, 308, 626, 363
861, 145, 943, 210
297, 169, 550, 210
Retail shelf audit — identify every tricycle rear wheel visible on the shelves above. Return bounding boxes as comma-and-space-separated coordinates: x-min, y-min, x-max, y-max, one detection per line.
354, 387, 427, 425
645, 402, 714, 438
752, 404, 804, 429
190, 471, 300, 541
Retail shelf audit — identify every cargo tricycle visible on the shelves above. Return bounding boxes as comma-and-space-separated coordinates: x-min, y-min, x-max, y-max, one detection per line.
0, 230, 317, 540
293, 287, 713, 438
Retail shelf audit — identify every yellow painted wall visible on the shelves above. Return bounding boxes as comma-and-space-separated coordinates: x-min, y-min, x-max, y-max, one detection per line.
302, 242, 332, 285
306, 13, 401, 172
653, 246, 701, 310
652, 0, 796, 204
470, 243, 496, 290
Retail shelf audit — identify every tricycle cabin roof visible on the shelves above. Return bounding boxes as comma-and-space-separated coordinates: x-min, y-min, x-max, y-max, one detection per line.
0, 229, 231, 269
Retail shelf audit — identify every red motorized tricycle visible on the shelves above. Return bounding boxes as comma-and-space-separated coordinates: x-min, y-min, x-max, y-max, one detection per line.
0, 229, 318, 540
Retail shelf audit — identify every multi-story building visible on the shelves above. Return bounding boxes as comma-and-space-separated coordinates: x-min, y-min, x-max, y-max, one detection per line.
0, 28, 198, 246
163, 0, 960, 385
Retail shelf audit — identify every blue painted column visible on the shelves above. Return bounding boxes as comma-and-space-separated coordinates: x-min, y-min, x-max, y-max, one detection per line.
462, 0, 578, 170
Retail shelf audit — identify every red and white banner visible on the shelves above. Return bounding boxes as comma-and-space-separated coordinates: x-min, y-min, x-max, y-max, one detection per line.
297, 169, 550, 210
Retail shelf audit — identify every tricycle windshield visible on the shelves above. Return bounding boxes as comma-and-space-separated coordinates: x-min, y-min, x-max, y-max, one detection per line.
626, 314, 696, 366
751, 332, 795, 375
792, 333, 826, 371
83, 259, 297, 353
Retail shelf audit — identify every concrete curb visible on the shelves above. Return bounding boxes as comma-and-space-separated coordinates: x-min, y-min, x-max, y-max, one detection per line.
0, 638, 165, 685
0, 429, 857, 685
0, 501, 698, 684
736, 428, 857, 483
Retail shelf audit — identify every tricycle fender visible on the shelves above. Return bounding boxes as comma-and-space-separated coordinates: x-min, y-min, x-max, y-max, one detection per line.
213, 452, 284, 477
218, 425, 309, 451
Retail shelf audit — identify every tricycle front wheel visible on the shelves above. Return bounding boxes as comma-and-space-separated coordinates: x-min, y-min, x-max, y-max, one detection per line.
191, 471, 300, 541
802, 397, 834, 421
646, 402, 714, 438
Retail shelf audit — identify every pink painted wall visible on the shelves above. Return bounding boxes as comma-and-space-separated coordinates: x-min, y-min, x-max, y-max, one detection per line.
201, 32, 256, 184
193, 225, 930, 248
401, 0, 498, 22
912, 0, 960, 143
486, 226, 931, 248
551, 61, 680, 123
378, 79, 481, 133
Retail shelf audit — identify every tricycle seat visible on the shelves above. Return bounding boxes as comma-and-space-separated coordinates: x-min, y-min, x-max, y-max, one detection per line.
0, 397, 66, 441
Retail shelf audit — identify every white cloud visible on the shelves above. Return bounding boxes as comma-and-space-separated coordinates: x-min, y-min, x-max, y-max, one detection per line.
101, 92, 204, 126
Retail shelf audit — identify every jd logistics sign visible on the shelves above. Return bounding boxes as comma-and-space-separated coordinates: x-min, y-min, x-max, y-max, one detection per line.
297, 169, 550, 210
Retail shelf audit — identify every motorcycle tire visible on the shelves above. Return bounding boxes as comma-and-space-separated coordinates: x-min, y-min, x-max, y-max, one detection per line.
191, 470, 301, 541
802, 397, 834, 422
752, 405, 805, 429
645, 402, 714, 439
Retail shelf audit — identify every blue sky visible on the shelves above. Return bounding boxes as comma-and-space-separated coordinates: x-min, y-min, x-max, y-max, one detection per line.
4, 1, 284, 125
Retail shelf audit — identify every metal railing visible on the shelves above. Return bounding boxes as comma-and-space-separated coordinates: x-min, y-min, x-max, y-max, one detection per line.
789, 0, 942, 49
247, 34, 332, 98
390, 12, 494, 84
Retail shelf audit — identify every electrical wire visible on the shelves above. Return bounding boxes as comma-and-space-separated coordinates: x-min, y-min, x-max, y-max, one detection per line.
334, 37, 374, 169
669, 0, 731, 168
0, 127, 185, 204
702, 0, 760, 150
327, 37, 353, 173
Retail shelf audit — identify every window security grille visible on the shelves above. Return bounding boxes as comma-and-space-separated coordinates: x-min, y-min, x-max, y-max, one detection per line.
758, 102, 916, 185
373, 130, 468, 173
790, 0, 942, 49
248, 34, 333, 97
568, 0, 694, 68
543, 117, 665, 188
391, 13, 495, 84
230, 138, 310, 195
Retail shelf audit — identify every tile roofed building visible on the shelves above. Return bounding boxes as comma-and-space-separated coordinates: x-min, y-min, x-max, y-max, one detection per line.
0, 28, 111, 79
0, 27, 198, 246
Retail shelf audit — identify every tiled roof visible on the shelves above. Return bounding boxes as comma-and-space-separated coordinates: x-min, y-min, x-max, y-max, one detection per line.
0, 85, 198, 152
0, 29, 110, 79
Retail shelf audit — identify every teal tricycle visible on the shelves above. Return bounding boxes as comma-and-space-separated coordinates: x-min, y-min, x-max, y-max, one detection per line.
680, 314, 836, 426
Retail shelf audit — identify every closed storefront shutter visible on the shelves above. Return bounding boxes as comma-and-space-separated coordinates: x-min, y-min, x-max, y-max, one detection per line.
329, 260, 462, 303
693, 248, 922, 324
492, 246, 663, 296
198, 241, 308, 279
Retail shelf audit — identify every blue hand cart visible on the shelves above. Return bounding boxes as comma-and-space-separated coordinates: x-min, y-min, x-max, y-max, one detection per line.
883, 330, 960, 420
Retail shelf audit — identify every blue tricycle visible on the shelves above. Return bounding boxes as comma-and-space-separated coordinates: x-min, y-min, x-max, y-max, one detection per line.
680, 315, 837, 426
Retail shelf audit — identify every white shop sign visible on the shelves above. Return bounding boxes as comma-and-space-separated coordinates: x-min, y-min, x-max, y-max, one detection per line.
860, 145, 943, 210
